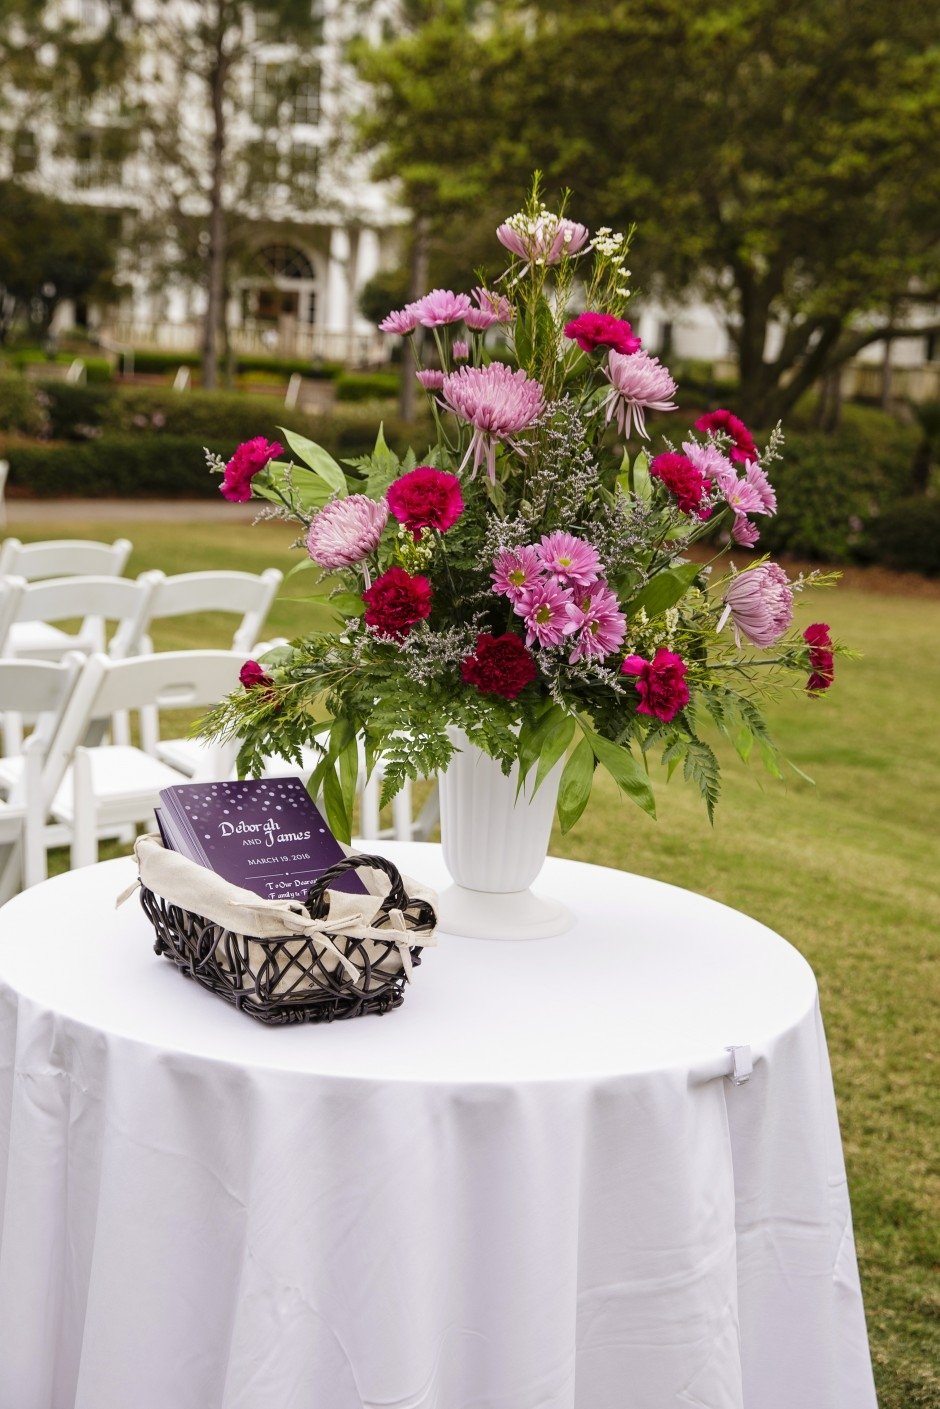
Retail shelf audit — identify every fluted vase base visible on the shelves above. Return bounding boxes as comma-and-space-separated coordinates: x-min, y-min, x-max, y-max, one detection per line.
436, 883, 572, 941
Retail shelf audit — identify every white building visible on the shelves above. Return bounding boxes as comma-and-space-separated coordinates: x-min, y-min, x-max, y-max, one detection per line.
2, 0, 406, 364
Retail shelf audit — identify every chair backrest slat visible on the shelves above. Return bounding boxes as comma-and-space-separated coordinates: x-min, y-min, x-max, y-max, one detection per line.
0, 537, 132, 581
139, 568, 282, 653
7, 574, 156, 658
0, 654, 83, 759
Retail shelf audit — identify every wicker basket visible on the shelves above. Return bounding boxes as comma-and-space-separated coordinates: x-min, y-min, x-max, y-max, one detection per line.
140, 853, 437, 1025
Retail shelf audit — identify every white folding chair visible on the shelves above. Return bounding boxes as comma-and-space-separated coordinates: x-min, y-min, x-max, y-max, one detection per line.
0, 460, 8, 530
0, 654, 84, 903
0, 575, 24, 651
40, 650, 245, 870
0, 536, 132, 581
134, 569, 283, 772
0, 574, 157, 753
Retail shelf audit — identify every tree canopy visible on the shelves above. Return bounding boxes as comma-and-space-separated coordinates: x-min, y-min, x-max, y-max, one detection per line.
355, 0, 940, 422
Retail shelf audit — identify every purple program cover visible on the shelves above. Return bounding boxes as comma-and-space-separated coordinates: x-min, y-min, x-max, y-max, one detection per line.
158, 776, 367, 900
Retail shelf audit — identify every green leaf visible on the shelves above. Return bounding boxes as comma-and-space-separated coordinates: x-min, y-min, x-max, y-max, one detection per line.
626, 561, 700, 619
284, 556, 318, 580
322, 762, 352, 844
338, 735, 360, 830
532, 715, 575, 794
277, 428, 347, 497
328, 591, 365, 618
516, 702, 564, 788
632, 450, 652, 502
557, 736, 595, 834
583, 727, 656, 817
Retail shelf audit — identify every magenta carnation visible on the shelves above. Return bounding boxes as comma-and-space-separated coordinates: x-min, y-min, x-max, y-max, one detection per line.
461, 632, 537, 699
414, 289, 473, 327
804, 623, 835, 693
491, 544, 543, 603
719, 564, 794, 647
650, 453, 713, 519
564, 312, 642, 356
563, 580, 627, 662
379, 304, 422, 335
239, 659, 273, 690
220, 437, 283, 502
621, 649, 690, 722
362, 566, 432, 640
516, 578, 573, 648
387, 466, 463, 538
536, 531, 601, 587
441, 363, 544, 481
602, 350, 677, 439
496, 213, 589, 265
306, 495, 388, 569
695, 409, 758, 465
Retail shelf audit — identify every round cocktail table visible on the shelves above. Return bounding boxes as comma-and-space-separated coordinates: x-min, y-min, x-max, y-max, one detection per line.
0, 843, 876, 1409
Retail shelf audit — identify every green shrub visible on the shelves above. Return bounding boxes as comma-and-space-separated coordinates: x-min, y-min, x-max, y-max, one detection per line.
36, 380, 116, 438
334, 371, 400, 402
83, 357, 114, 384
865, 497, 940, 576
5, 414, 430, 498
0, 374, 49, 436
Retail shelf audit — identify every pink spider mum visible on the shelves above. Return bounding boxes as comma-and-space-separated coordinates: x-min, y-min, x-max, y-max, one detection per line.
496, 213, 590, 266
515, 578, 573, 648
563, 580, 627, 662
464, 287, 514, 331
414, 289, 473, 327
491, 544, 543, 603
379, 304, 422, 335
536, 531, 601, 588
452, 339, 470, 361
602, 350, 678, 439
718, 564, 794, 647
441, 363, 545, 481
306, 495, 388, 570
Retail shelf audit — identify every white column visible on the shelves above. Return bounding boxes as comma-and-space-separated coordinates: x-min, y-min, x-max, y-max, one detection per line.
354, 227, 382, 334
325, 226, 351, 356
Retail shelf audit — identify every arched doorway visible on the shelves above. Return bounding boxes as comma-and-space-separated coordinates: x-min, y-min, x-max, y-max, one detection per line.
238, 243, 318, 353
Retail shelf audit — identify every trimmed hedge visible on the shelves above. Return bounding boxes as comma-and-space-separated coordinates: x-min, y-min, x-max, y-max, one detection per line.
5, 416, 431, 499
334, 371, 400, 402
865, 497, 940, 576
0, 374, 49, 437
129, 349, 343, 379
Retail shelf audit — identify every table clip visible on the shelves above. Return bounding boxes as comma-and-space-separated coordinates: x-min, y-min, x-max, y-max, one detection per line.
725, 1045, 753, 1086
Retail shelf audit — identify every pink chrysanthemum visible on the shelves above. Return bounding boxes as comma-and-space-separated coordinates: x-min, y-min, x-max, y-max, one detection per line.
470, 287, 513, 325
536, 531, 601, 588
718, 564, 794, 647
683, 440, 737, 496
452, 339, 469, 361
415, 369, 445, 390
516, 578, 573, 648
414, 289, 473, 327
732, 515, 760, 547
379, 304, 422, 335
744, 460, 777, 514
441, 363, 544, 481
563, 580, 627, 662
496, 213, 590, 266
306, 495, 388, 570
491, 544, 543, 603
602, 350, 678, 439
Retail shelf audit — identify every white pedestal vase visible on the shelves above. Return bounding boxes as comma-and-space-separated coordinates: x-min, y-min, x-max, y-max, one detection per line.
436, 728, 572, 940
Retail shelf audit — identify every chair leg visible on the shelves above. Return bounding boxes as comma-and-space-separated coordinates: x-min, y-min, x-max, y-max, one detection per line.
392, 777, 413, 842
70, 747, 99, 869
110, 709, 132, 747
0, 842, 21, 906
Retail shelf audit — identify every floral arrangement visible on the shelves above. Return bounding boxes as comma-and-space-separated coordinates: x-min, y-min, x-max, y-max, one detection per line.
202, 184, 842, 844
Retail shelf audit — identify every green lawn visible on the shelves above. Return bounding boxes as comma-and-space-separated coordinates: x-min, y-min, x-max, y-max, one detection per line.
10, 515, 940, 1407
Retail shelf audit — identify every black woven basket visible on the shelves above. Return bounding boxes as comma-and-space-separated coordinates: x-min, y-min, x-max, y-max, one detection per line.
140, 853, 436, 1025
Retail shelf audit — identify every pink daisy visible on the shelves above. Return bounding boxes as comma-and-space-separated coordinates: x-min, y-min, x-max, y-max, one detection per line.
731, 515, 761, 547
603, 350, 678, 439
516, 578, 574, 648
491, 545, 543, 603
441, 363, 545, 481
744, 460, 777, 514
415, 369, 445, 390
536, 531, 601, 587
413, 289, 473, 327
563, 580, 627, 662
379, 304, 422, 335
683, 440, 737, 496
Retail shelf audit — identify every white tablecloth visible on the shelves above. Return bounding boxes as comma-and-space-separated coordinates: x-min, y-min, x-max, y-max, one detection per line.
0, 843, 876, 1409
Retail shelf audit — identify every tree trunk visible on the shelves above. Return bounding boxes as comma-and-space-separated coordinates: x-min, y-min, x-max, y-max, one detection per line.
399, 213, 429, 422
203, 8, 228, 392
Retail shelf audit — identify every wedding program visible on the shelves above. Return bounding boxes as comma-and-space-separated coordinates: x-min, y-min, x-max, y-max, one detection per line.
156, 777, 367, 900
